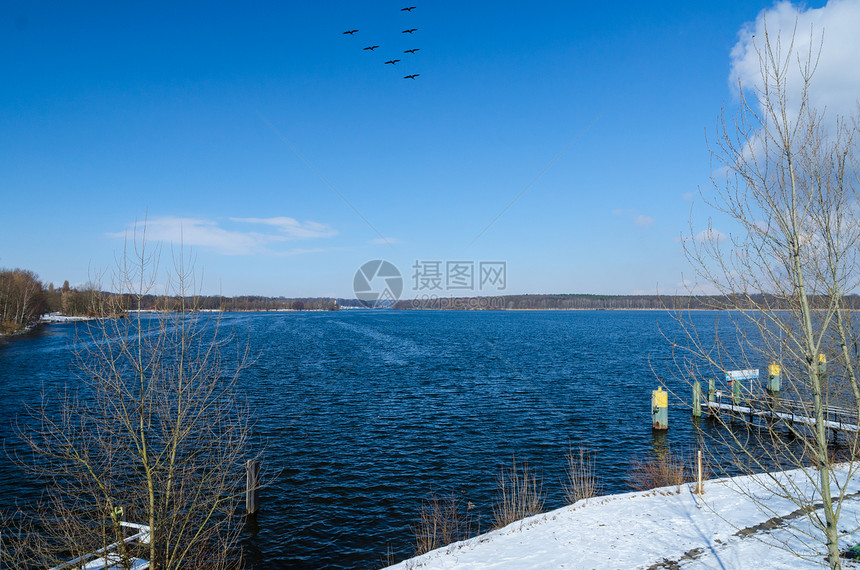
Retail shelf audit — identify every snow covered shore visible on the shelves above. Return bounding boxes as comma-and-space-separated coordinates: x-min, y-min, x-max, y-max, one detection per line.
39, 312, 95, 323
0, 314, 94, 338
388, 466, 860, 569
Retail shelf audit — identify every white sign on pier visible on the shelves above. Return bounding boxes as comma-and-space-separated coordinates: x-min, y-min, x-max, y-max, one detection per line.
726, 369, 759, 382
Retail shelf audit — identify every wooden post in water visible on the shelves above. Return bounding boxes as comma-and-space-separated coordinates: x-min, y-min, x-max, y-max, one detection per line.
246, 459, 261, 515
767, 363, 781, 393
707, 378, 715, 417
692, 381, 701, 418
652, 387, 668, 430
731, 378, 741, 407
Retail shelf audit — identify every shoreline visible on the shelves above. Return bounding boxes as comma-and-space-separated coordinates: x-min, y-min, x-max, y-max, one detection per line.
387, 464, 860, 569
40, 312, 98, 323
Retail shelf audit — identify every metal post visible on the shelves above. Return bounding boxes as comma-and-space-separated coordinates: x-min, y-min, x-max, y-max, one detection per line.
693, 381, 701, 418
652, 387, 668, 430
246, 459, 261, 515
767, 363, 781, 393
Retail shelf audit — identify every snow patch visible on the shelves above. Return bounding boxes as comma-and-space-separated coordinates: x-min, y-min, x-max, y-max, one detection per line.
387, 466, 860, 569
39, 312, 95, 323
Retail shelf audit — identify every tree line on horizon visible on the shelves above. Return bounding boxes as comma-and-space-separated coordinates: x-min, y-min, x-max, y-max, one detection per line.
0, 266, 346, 334
6, 265, 860, 335
393, 293, 860, 311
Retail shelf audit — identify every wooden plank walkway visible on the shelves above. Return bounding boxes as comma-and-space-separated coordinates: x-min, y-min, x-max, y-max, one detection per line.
48, 522, 150, 570
708, 396, 860, 433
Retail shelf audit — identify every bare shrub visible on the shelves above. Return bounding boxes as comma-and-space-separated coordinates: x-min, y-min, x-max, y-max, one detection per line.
412, 493, 472, 556
492, 455, 544, 530
628, 447, 689, 491
563, 444, 600, 504
1, 236, 257, 570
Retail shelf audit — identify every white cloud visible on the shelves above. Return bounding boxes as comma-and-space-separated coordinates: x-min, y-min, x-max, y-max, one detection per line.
613, 209, 655, 228
730, 0, 860, 120
109, 216, 336, 255
230, 217, 337, 239
275, 247, 328, 257
695, 228, 727, 244
369, 237, 401, 245
674, 279, 722, 296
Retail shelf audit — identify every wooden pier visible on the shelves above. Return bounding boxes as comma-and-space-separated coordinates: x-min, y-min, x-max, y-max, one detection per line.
48, 521, 151, 570
707, 394, 860, 434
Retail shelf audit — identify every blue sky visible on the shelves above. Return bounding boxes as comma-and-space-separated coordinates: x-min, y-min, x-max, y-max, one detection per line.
2, 1, 856, 298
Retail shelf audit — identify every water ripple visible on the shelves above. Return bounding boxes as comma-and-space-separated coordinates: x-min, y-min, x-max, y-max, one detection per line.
0, 310, 741, 569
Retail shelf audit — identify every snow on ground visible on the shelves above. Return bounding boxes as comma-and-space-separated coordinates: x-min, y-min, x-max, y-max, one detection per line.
39, 312, 95, 323
388, 466, 860, 569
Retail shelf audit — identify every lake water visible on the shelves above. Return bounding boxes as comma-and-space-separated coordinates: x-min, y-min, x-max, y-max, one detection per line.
0, 310, 743, 568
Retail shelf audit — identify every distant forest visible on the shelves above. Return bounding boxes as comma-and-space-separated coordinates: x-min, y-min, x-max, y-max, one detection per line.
6, 264, 860, 335
392, 293, 860, 311
135, 292, 860, 312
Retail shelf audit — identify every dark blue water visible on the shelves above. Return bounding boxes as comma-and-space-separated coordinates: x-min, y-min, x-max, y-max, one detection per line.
0, 310, 739, 568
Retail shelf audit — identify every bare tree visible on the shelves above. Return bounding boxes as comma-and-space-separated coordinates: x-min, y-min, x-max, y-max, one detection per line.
2, 233, 257, 569
669, 21, 860, 568
0, 268, 46, 334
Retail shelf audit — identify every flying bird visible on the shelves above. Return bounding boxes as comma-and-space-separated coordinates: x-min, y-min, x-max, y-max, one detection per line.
403, 48, 420, 54
363, 45, 379, 51
342, 29, 358, 35
385, 59, 401, 65
401, 6, 416, 11
403, 74, 420, 79
402, 28, 417, 34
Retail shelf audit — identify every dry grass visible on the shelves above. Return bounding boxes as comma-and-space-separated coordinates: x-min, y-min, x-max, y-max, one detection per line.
563, 444, 601, 504
412, 493, 472, 556
379, 543, 397, 568
627, 447, 691, 491
492, 455, 545, 530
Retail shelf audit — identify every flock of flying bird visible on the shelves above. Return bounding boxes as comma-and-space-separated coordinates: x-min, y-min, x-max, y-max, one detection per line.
342, 6, 420, 80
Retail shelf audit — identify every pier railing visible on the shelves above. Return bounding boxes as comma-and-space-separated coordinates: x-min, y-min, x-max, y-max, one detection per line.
708, 391, 860, 434
47, 521, 151, 570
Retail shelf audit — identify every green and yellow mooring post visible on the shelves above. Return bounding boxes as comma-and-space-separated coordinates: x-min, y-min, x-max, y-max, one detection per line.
707, 378, 716, 418
731, 376, 742, 407
767, 363, 781, 393
816, 353, 840, 441
692, 380, 702, 418
652, 386, 668, 430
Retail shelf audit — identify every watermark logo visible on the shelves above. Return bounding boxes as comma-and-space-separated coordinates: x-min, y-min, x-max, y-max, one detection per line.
412, 260, 506, 291
353, 259, 507, 309
353, 260, 403, 307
